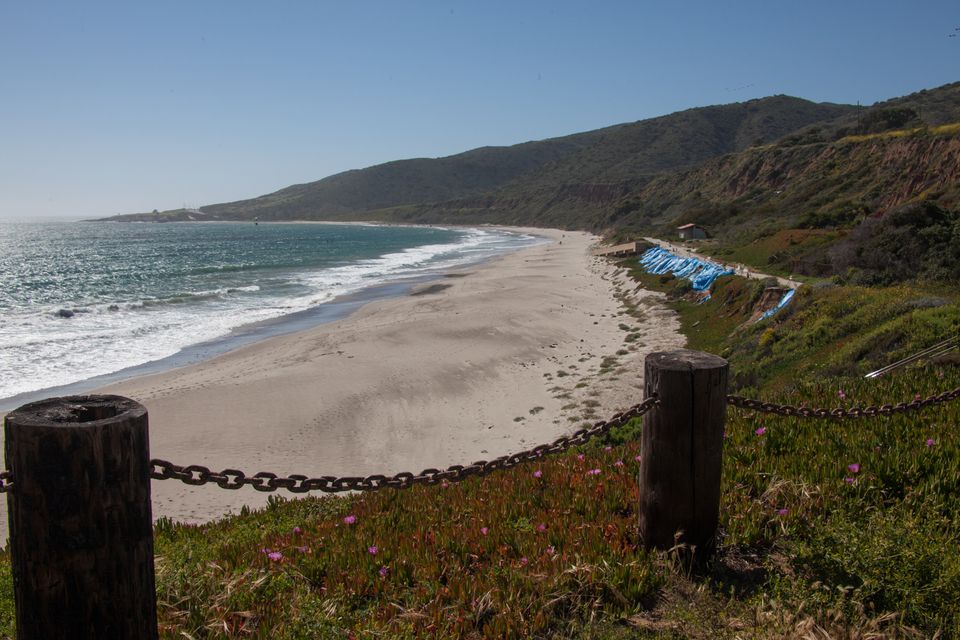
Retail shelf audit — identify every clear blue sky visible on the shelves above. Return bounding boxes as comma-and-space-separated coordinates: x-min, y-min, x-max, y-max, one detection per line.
1, 0, 957, 219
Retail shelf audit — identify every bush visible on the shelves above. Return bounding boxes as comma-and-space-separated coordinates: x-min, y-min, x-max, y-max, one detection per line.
859, 107, 920, 134
828, 202, 960, 284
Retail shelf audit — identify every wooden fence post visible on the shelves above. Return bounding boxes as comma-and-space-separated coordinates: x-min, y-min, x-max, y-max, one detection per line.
4, 395, 158, 639
639, 350, 728, 559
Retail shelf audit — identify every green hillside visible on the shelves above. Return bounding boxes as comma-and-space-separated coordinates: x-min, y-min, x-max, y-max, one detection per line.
380, 86, 958, 228
496, 95, 854, 188
607, 123, 960, 236
200, 138, 600, 221
104, 96, 853, 223
793, 80, 960, 141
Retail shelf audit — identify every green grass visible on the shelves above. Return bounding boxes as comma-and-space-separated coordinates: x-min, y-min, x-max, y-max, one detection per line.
839, 121, 960, 143
725, 283, 960, 392
703, 229, 845, 280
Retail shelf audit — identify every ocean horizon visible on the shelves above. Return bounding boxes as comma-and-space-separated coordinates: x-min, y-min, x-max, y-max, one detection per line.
0, 221, 543, 408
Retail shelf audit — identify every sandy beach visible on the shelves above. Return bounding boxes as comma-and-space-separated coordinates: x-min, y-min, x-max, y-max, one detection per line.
0, 228, 683, 540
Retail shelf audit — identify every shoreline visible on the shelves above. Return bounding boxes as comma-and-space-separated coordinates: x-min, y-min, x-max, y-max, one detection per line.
0, 228, 684, 540
0, 223, 544, 411
0, 278, 426, 411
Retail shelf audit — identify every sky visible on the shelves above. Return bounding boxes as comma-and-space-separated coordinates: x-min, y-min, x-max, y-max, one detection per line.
1, 1, 957, 220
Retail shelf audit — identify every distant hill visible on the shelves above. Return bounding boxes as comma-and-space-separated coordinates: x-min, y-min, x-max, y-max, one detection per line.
102, 83, 960, 285
199, 138, 600, 221
779, 81, 960, 143
493, 95, 854, 189
104, 95, 853, 224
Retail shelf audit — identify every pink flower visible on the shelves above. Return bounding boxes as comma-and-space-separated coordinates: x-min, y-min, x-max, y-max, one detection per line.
634, 455, 642, 462
480, 527, 489, 536
777, 508, 788, 516
520, 557, 529, 566
368, 546, 378, 555
586, 468, 601, 476
379, 565, 389, 577
847, 463, 860, 474
614, 460, 624, 467
268, 551, 282, 562
576, 453, 585, 461
844, 477, 856, 485
755, 427, 766, 437
533, 470, 543, 478
441, 480, 450, 489
260, 547, 271, 554
926, 438, 936, 447
296, 546, 309, 553
838, 389, 846, 400
546, 545, 556, 555
293, 526, 302, 535
604, 446, 613, 452
343, 515, 357, 525
537, 523, 547, 532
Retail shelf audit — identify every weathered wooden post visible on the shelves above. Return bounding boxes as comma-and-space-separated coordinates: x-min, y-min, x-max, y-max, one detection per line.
639, 350, 728, 559
4, 395, 158, 639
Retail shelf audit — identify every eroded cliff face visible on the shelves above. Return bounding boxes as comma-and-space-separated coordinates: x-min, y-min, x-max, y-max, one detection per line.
868, 135, 960, 211
609, 130, 960, 231
352, 128, 960, 242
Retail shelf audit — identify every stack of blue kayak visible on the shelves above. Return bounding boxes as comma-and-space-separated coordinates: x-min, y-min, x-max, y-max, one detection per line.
638, 246, 734, 293
637, 246, 795, 318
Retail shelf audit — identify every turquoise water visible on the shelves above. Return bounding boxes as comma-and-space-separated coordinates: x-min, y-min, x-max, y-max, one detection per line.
0, 221, 540, 400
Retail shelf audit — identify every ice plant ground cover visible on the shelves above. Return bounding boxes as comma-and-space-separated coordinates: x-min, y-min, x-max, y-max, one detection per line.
0, 366, 956, 637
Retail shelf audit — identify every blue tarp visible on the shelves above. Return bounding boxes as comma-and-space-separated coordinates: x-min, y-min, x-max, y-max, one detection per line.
638, 247, 734, 293
637, 246, 795, 318
759, 288, 795, 321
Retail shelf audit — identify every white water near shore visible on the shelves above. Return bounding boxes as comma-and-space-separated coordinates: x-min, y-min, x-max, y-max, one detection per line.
0, 222, 541, 406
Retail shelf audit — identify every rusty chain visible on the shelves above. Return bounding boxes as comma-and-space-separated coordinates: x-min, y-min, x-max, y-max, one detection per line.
148, 396, 660, 493
4, 384, 960, 494
727, 384, 960, 419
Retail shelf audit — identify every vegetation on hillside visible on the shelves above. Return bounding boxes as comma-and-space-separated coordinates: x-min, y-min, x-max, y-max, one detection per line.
609, 125, 959, 235
811, 80, 960, 139
623, 265, 960, 393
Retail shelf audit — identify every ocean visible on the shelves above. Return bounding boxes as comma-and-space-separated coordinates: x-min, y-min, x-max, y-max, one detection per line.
0, 221, 542, 407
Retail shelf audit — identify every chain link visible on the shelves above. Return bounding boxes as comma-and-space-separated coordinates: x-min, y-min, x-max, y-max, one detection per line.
727, 385, 960, 419
148, 396, 660, 493
4, 384, 960, 493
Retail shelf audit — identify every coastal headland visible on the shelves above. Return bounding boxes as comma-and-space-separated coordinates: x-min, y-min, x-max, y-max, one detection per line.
0, 229, 683, 539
